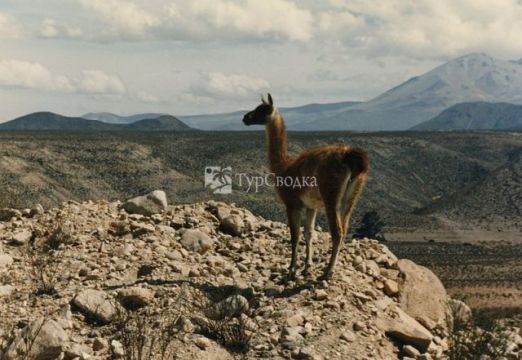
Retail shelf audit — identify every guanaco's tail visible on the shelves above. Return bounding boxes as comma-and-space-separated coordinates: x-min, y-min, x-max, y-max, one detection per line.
343, 147, 369, 178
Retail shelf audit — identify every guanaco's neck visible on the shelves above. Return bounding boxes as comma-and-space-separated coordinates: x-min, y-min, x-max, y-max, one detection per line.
265, 110, 290, 174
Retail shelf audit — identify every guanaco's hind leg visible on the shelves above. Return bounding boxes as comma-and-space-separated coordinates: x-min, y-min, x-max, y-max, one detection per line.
286, 206, 303, 280
303, 208, 317, 277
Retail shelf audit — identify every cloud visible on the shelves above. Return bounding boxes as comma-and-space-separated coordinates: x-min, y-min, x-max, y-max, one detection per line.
76, 70, 127, 95
323, 0, 522, 58
73, 0, 312, 42
39, 18, 83, 39
0, 12, 21, 38
0, 59, 127, 96
0, 60, 74, 92
187, 72, 270, 100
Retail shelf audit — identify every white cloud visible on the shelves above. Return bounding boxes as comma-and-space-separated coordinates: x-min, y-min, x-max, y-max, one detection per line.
74, 0, 312, 42
79, 0, 160, 40
0, 60, 74, 92
0, 60, 127, 96
0, 12, 21, 38
189, 72, 270, 100
134, 91, 160, 103
40, 18, 83, 39
76, 70, 127, 95
323, 0, 522, 58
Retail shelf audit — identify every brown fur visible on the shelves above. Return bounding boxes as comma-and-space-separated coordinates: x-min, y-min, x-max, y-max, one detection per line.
244, 96, 368, 280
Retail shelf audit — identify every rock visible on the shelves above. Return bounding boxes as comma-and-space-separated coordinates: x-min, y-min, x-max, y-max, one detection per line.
280, 327, 304, 348
111, 340, 124, 358
376, 306, 433, 352
383, 279, 399, 296
219, 214, 245, 236
11, 230, 32, 245
340, 331, 356, 342
55, 304, 73, 330
65, 343, 92, 359
0, 208, 21, 221
287, 313, 305, 327
207, 294, 249, 319
2, 318, 69, 360
298, 346, 323, 360
314, 289, 328, 300
397, 259, 447, 330
72, 289, 117, 324
30, 204, 45, 217
366, 260, 380, 276
353, 321, 365, 331
194, 337, 212, 350
118, 287, 154, 310
180, 229, 215, 254
92, 337, 108, 352
122, 190, 168, 216
403, 344, 421, 357
0, 253, 13, 268
0, 285, 14, 297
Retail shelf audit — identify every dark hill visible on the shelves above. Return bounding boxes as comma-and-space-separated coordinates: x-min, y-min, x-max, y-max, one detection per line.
412, 102, 522, 130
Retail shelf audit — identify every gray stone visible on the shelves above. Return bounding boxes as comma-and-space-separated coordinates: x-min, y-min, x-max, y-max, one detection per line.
376, 306, 433, 352
0, 285, 14, 297
12, 230, 32, 245
220, 214, 245, 236
123, 190, 168, 216
180, 229, 215, 254
72, 289, 117, 324
0, 253, 13, 268
2, 318, 69, 360
118, 287, 154, 310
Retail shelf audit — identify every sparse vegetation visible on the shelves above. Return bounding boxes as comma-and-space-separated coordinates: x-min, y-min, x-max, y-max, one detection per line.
353, 210, 386, 240
447, 309, 511, 359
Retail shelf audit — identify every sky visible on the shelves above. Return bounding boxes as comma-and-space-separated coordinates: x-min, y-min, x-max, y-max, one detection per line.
1, 0, 522, 121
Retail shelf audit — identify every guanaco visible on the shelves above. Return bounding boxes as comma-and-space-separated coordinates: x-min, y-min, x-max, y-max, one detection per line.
243, 94, 368, 280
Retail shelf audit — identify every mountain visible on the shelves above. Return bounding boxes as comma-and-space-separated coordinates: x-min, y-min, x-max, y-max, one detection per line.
0, 112, 193, 131
0, 112, 118, 130
82, 112, 166, 124
179, 101, 360, 130
125, 115, 193, 131
412, 102, 522, 130
181, 53, 522, 131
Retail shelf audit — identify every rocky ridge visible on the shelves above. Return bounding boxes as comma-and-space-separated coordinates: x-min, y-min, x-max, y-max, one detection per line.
0, 192, 520, 359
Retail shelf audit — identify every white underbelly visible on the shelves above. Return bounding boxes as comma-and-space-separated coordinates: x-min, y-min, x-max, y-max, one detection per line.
300, 191, 324, 209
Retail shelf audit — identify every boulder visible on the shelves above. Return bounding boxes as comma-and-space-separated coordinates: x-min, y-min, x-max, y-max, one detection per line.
11, 230, 33, 245
118, 287, 155, 310
180, 229, 215, 254
219, 214, 245, 236
0, 285, 14, 297
397, 259, 447, 330
123, 190, 168, 216
2, 318, 69, 360
376, 306, 433, 352
0, 253, 14, 269
72, 289, 117, 324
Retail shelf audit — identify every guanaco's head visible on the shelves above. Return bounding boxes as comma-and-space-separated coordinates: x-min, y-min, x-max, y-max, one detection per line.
243, 93, 275, 126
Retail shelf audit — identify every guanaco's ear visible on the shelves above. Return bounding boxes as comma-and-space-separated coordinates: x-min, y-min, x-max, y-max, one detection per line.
267, 93, 273, 106
261, 94, 268, 105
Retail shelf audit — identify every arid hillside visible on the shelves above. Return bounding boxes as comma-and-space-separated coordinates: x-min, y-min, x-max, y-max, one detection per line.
0, 131, 520, 235
1, 197, 520, 359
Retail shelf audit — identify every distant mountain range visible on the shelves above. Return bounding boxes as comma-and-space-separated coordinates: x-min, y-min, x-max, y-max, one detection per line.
0, 112, 193, 131
180, 53, 522, 131
82, 112, 166, 124
413, 102, 522, 130
2, 53, 522, 132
